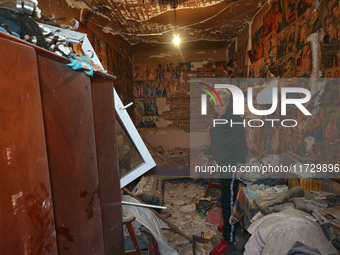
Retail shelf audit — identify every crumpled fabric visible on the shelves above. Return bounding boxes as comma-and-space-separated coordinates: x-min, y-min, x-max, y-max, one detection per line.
245, 209, 338, 255
66, 54, 94, 76
254, 186, 304, 215
0, 27, 20, 38
247, 184, 267, 200
287, 241, 321, 255
122, 195, 178, 255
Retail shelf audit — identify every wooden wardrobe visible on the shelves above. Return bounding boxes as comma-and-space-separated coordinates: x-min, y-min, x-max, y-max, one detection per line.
0, 32, 124, 255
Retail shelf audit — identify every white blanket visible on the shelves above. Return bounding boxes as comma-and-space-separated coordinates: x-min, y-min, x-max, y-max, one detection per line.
122, 195, 178, 255
245, 209, 338, 255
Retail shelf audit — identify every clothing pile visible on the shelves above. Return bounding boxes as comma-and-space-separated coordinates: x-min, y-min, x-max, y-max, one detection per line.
244, 185, 340, 254
245, 209, 338, 255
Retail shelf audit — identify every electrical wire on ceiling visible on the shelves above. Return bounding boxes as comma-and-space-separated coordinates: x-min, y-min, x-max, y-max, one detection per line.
172, 0, 178, 32
85, 0, 243, 37
171, 0, 179, 9
172, 0, 180, 44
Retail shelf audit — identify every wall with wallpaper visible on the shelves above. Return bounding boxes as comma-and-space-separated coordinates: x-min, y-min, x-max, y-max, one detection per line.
77, 22, 134, 116
131, 39, 248, 150
131, 0, 340, 163
243, 0, 340, 164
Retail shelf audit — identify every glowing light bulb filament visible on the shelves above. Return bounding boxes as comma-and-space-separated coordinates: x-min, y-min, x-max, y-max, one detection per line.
174, 35, 180, 45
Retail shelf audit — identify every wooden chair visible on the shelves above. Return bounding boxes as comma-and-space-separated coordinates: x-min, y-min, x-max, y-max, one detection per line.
202, 172, 221, 198
124, 216, 142, 255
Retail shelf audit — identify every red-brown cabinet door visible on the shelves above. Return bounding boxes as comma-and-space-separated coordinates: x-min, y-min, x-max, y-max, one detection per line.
91, 75, 124, 255
37, 56, 105, 255
0, 38, 58, 254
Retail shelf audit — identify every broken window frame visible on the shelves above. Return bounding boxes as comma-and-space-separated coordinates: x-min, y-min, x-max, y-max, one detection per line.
113, 88, 156, 188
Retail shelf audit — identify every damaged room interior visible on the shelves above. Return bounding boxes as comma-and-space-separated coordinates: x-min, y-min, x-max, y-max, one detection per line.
4, 0, 340, 254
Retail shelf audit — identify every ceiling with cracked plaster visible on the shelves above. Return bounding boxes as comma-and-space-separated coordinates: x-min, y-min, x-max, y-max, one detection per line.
63, 0, 266, 45
0, 0, 266, 46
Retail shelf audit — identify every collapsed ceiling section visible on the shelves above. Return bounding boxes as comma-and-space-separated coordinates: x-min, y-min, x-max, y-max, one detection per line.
65, 0, 265, 45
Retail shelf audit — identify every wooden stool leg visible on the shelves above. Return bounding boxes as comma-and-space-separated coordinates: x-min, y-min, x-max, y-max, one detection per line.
126, 222, 142, 255
204, 172, 215, 198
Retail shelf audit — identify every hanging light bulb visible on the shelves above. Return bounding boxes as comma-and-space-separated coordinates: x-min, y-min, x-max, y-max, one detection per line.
173, 34, 180, 45
172, 0, 180, 45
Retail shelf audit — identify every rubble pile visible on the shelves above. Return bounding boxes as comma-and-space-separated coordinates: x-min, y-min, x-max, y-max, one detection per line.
163, 182, 222, 255
152, 148, 190, 167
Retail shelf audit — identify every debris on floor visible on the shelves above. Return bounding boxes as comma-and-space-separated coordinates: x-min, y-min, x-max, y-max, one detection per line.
151, 148, 190, 168
163, 181, 224, 254
132, 176, 164, 206
205, 208, 223, 227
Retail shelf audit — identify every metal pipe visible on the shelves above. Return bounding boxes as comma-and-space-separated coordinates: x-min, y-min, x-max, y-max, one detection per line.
122, 201, 167, 210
